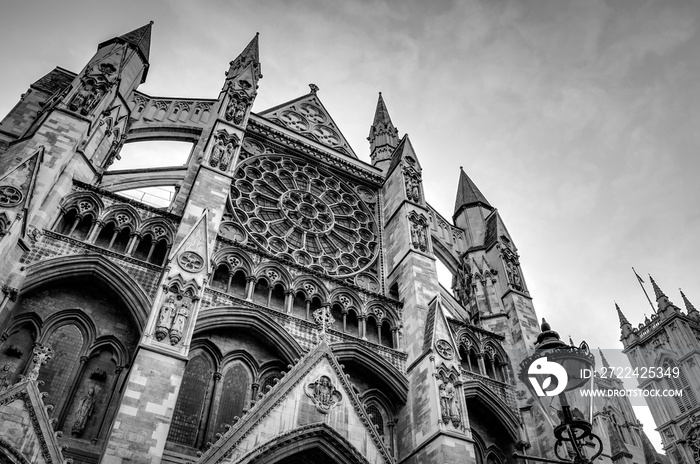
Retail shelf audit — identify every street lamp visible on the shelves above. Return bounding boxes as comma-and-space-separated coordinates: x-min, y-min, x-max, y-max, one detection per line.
514, 319, 602, 464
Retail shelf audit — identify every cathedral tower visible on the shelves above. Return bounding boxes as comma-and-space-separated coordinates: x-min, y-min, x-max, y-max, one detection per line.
620, 278, 700, 464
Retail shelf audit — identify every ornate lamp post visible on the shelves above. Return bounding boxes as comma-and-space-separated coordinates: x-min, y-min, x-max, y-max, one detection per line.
514, 319, 602, 464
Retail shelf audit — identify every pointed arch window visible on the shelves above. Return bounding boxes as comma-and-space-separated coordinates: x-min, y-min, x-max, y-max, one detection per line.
213, 363, 249, 437
664, 359, 697, 413
38, 324, 85, 417
168, 353, 215, 447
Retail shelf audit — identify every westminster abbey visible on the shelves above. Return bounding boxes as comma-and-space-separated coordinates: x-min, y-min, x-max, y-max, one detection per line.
0, 23, 674, 464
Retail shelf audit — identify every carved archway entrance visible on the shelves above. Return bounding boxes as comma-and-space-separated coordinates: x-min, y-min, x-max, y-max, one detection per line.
242, 424, 372, 464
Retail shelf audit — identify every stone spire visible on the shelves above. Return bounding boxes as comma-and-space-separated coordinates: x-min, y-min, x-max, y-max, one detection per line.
368, 92, 399, 171
100, 22, 153, 63
454, 167, 492, 217
649, 274, 665, 301
649, 275, 678, 315
598, 348, 611, 369
616, 302, 630, 326
617, 303, 635, 342
681, 289, 700, 320
225, 33, 262, 88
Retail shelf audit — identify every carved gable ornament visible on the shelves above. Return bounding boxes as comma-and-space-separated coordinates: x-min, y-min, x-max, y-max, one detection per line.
305, 375, 342, 413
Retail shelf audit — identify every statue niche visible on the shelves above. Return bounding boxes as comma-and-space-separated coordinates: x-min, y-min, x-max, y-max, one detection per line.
403, 167, 422, 203
209, 132, 238, 172
408, 212, 429, 252
155, 285, 197, 346
225, 90, 249, 125
71, 385, 97, 437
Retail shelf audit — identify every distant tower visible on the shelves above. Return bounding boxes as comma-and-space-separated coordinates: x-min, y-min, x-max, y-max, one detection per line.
620, 277, 700, 464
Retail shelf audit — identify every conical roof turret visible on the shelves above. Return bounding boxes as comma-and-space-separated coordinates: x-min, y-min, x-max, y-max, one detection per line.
616, 303, 630, 327
368, 92, 399, 171
454, 167, 492, 217
99, 22, 153, 63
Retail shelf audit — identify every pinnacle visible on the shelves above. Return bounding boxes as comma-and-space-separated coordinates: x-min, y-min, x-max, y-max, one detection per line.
648, 274, 666, 300
681, 289, 697, 313
454, 168, 492, 215
239, 33, 260, 65
372, 92, 395, 128
616, 303, 630, 327
118, 22, 153, 62
598, 348, 611, 369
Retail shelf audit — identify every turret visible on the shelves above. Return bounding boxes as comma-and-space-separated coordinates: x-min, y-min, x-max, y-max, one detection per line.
452, 167, 494, 248
368, 92, 399, 173
681, 289, 700, 321
218, 33, 262, 128
617, 303, 635, 342
64, 22, 153, 117
649, 275, 679, 317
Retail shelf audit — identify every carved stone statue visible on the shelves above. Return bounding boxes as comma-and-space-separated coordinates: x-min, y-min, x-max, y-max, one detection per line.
506, 261, 523, 290
155, 295, 177, 342
452, 260, 472, 306
219, 143, 234, 171
69, 84, 102, 115
226, 93, 248, 125
169, 300, 190, 346
210, 138, 224, 167
305, 375, 342, 413
71, 386, 96, 436
439, 383, 452, 423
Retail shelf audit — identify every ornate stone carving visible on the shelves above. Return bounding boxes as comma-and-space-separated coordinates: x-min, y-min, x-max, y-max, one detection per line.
0, 185, 23, 207
209, 132, 239, 172
230, 155, 378, 277
403, 167, 421, 203
452, 257, 472, 307
169, 299, 190, 346
71, 386, 97, 437
408, 212, 429, 252
155, 295, 177, 342
438, 381, 461, 427
178, 251, 204, 272
305, 375, 342, 413
313, 306, 335, 333
225, 90, 250, 125
436, 340, 454, 360
27, 344, 54, 381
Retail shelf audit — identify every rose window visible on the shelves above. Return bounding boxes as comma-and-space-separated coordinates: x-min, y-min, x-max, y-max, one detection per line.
230, 155, 378, 277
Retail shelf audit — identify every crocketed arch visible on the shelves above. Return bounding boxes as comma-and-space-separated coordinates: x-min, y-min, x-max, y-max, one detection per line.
22, 254, 151, 331
331, 342, 408, 404
194, 308, 303, 362
239, 423, 373, 464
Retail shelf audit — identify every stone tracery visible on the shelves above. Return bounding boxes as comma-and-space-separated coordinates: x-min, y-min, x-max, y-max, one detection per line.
230, 155, 378, 277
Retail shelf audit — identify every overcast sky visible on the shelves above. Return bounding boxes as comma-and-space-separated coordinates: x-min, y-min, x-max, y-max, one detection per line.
3, 0, 699, 451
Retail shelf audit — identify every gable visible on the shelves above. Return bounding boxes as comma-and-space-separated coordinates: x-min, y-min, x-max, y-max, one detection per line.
259, 92, 357, 158
0, 381, 66, 464
199, 343, 392, 464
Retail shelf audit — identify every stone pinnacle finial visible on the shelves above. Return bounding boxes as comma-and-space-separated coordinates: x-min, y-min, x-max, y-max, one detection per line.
649, 274, 665, 300
568, 335, 575, 346
681, 289, 698, 313
309, 83, 319, 94
616, 302, 630, 326
598, 348, 611, 369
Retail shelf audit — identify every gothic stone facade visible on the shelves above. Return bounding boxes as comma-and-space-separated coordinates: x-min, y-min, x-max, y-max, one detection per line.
619, 282, 700, 464
0, 24, 666, 464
